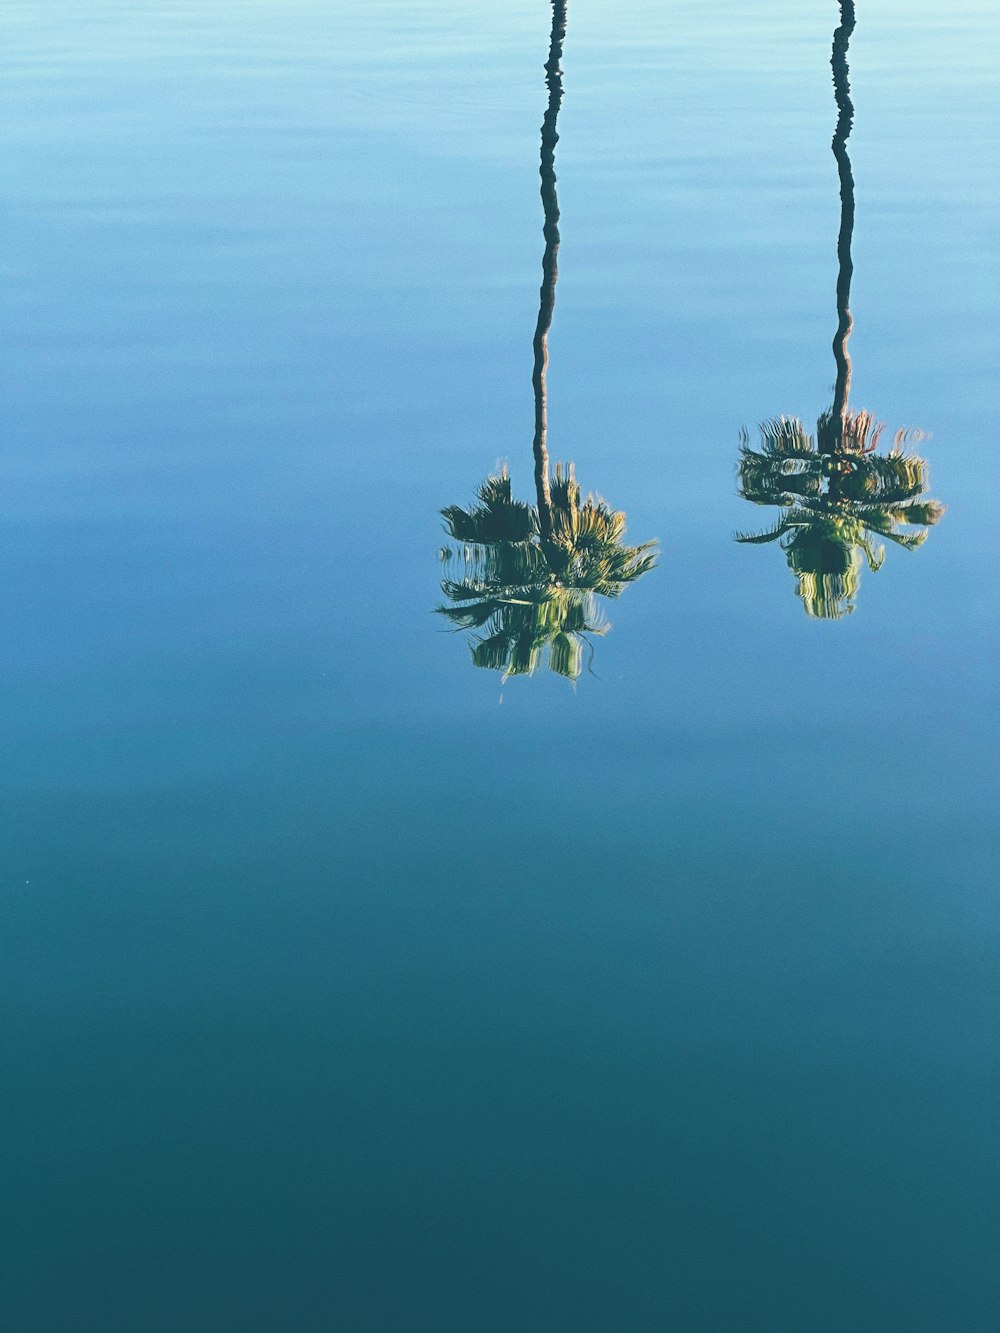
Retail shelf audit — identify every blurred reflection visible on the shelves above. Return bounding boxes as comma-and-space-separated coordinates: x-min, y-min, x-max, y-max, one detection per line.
736, 416, 945, 619
437, 0, 655, 678
737, 0, 944, 618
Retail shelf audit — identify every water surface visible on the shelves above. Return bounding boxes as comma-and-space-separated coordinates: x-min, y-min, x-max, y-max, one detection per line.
2, 1, 998, 1329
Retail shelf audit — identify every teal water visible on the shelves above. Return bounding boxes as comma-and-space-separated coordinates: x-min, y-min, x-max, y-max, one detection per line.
2, 1, 998, 1328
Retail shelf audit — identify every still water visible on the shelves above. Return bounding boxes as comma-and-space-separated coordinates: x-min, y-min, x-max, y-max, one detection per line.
2, 0, 998, 1328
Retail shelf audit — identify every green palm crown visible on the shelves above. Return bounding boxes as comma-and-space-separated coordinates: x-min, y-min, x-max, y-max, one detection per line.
438, 465, 657, 679
736, 412, 945, 619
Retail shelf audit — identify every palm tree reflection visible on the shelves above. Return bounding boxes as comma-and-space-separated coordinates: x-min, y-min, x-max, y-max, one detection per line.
439, 466, 655, 678
737, 0, 944, 618
438, 0, 656, 678
737, 414, 944, 619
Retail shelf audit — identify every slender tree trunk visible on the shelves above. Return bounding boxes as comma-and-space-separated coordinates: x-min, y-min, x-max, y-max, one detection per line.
532, 0, 567, 542
830, 0, 857, 448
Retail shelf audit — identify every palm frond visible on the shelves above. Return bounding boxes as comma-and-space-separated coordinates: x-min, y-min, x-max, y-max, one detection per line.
548, 631, 582, 680
436, 598, 504, 629
505, 627, 543, 678
816, 408, 884, 454
550, 462, 582, 517
795, 570, 859, 619
470, 632, 516, 672
891, 427, 929, 450
440, 470, 535, 544
440, 538, 546, 591
755, 417, 816, 458
856, 534, 885, 572
892, 500, 946, 527
735, 518, 794, 545
879, 528, 930, 550
840, 453, 930, 504
737, 448, 825, 506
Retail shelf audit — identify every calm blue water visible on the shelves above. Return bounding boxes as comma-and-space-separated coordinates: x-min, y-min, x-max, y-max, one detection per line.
2, 2, 998, 1328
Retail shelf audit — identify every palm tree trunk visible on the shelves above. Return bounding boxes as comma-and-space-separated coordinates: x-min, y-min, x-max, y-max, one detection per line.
830, 0, 856, 447
532, 0, 567, 543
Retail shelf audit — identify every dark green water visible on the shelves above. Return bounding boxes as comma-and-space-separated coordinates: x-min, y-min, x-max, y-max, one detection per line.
2, 1, 998, 1328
